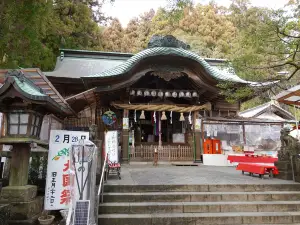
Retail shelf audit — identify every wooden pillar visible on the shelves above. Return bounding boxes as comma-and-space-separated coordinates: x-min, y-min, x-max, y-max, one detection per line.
9, 144, 30, 186
193, 112, 202, 162
158, 112, 162, 149
122, 109, 129, 163
242, 122, 246, 145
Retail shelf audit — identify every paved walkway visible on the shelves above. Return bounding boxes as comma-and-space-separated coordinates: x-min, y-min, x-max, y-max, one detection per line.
107, 164, 296, 185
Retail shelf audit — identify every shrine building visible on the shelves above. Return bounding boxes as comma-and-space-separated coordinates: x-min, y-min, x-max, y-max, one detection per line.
0, 35, 286, 164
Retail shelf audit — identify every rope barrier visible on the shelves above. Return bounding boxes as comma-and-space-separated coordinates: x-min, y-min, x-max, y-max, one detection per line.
111, 102, 211, 113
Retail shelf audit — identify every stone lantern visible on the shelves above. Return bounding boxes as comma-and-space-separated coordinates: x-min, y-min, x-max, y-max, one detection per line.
0, 70, 71, 224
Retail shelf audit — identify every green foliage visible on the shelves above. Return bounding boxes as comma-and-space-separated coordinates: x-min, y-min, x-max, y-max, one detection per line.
228, 0, 300, 82
102, 18, 124, 52
241, 97, 269, 111
28, 155, 40, 185
0, 0, 111, 70
217, 82, 254, 104
0, 1, 56, 70
166, 0, 193, 23
176, 3, 237, 58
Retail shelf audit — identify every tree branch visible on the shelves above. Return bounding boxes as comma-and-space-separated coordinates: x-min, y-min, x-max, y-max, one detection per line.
292, 44, 299, 61
287, 67, 300, 80
277, 26, 300, 39
244, 62, 290, 70
276, 30, 293, 45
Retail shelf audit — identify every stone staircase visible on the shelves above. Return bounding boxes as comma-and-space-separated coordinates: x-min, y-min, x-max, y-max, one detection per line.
99, 184, 300, 225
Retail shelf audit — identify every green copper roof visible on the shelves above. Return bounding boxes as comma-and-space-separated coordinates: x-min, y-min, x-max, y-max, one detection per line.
84, 47, 249, 84
13, 76, 46, 97
0, 70, 75, 116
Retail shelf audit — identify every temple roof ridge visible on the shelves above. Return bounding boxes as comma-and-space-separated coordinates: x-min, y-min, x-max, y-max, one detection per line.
83, 46, 256, 85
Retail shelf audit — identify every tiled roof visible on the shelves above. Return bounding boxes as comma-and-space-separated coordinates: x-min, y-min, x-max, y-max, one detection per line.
239, 100, 295, 121
0, 69, 75, 116
13, 75, 46, 97
84, 47, 250, 84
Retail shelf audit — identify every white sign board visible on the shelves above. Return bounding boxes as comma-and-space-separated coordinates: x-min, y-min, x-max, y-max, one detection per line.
172, 133, 185, 143
105, 131, 119, 163
122, 118, 129, 130
195, 119, 201, 131
45, 130, 89, 210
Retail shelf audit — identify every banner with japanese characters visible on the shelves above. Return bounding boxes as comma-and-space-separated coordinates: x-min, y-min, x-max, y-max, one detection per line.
45, 130, 89, 210
105, 131, 119, 163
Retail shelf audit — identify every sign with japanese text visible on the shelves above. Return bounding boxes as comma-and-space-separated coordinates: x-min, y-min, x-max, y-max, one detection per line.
105, 131, 119, 163
45, 130, 89, 210
195, 119, 201, 131
122, 118, 129, 130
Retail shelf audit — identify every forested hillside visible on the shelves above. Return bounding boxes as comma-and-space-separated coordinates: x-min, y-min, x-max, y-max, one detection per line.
0, 0, 299, 108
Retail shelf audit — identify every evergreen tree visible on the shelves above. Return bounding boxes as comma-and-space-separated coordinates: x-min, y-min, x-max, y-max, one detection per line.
102, 18, 124, 52
177, 3, 237, 58
122, 18, 140, 53
0, 0, 56, 70
136, 9, 155, 49
0, 0, 110, 70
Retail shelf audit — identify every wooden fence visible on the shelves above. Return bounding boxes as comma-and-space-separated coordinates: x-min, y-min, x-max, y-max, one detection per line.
130, 144, 193, 161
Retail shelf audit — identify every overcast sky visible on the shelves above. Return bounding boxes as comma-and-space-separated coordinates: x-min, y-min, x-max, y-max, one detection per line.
102, 0, 289, 27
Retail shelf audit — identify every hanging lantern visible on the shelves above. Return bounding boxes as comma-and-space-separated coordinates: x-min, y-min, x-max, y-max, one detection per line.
179, 112, 185, 121
151, 90, 157, 97
137, 90, 142, 96
172, 92, 178, 98
158, 91, 164, 98
130, 90, 135, 96
140, 110, 145, 119
165, 91, 171, 97
144, 90, 150, 97
179, 91, 185, 98
192, 91, 198, 97
161, 111, 167, 120
185, 92, 191, 98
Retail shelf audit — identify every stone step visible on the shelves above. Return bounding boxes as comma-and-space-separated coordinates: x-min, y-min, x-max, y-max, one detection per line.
99, 201, 300, 214
98, 211, 300, 225
104, 184, 300, 193
103, 191, 300, 202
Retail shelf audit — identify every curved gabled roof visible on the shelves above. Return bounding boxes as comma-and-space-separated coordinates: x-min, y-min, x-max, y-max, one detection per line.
0, 70, 75, 116
84, 47, 250, 84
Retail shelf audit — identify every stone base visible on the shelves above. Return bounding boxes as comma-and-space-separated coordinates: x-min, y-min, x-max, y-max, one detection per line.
122, 158, 129, 164
295, 175, 300, 183
0, 185, 43, 223
276, 171, 293, 180
0, 204, 12, 225
0, 185, 37, 202
275, 161, 292, 171
275, 161, 294, 181
8, 196, 43, 220
8, 213, 40, 225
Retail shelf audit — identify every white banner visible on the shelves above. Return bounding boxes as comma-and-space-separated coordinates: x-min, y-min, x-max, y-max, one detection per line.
105, 131, 119, 163
195, 119, 201, 131
45, 130, 89, 210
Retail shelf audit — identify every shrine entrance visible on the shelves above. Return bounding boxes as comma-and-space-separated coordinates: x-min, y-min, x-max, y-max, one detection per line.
128, 110, 194, 162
